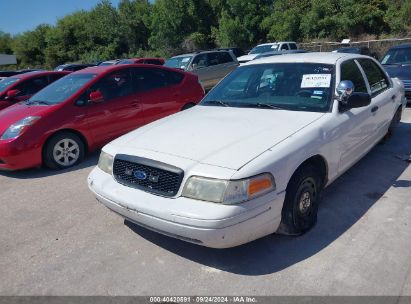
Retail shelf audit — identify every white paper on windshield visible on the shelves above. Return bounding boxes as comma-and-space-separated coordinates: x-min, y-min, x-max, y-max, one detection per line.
301, 74, 331, 88
182, 57, 190, 62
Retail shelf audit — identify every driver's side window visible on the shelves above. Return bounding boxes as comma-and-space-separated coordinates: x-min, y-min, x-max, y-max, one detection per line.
76, 70, 132, 105
192, 54, 208, 69
340, 60, 368, 93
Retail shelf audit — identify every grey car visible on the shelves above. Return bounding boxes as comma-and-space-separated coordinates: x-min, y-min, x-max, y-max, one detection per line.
165, 50, 239, 90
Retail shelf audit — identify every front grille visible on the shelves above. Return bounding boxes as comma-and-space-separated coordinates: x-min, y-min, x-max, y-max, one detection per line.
113, 154, 184, 197
402, 80, 411, 90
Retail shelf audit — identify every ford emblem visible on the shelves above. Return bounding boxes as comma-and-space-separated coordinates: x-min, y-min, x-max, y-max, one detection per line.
133, 170, 147, 180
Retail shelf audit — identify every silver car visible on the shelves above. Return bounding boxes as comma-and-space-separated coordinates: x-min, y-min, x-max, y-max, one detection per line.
165, 50, 239, 90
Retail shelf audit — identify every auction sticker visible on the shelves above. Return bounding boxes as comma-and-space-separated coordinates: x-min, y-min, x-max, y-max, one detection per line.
301, 74, 331, 88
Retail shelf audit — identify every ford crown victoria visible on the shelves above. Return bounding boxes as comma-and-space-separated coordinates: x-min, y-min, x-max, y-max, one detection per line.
88, 53, 405, 248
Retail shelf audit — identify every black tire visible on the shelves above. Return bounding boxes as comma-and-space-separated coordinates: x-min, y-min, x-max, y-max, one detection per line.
386, 107, 402, 139
181, 103, 196, 111
278, 165, 322, 235
43, 132, 85, 169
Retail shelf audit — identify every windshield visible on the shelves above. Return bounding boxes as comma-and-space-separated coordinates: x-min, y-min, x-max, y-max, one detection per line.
164, 56, 192, 70
249, 44, 278, 54
381, 47, 411, 65
29, 73, 96, 105
201, 63, 335, 113
0, 77, 20, 92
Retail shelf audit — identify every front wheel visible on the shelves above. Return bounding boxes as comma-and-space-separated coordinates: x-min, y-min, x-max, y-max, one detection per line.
277, 165, 322, 235
43, 132, 85, 169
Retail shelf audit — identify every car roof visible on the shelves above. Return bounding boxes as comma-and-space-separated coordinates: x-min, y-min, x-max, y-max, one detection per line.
73, 63, 184, 75
11, 70, 70, 80
389, 43, 411, 50
244, 52, 368, 65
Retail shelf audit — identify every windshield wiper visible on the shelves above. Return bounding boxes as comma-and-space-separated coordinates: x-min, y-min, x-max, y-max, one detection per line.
238, 102, 286, 110
25, 100, 50, 105
204, 100, 230, 107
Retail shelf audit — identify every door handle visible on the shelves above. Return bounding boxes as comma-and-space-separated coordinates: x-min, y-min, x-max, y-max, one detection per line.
371, 106, 379, 113
391, 95, 396, 101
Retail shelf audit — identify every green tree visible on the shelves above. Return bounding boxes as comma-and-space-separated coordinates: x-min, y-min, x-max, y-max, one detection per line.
148, 0, 216, 53
0, 31, 13, 54
262, 1, 309, 42
118, 0, 151, 53
13, 24, 52, 67
212, 0, 271, 48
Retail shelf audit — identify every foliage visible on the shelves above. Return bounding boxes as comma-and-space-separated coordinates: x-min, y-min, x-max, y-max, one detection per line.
0, 0, 410, 69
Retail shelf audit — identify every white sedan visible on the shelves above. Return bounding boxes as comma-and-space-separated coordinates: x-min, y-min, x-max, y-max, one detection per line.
88, 53, 406, 248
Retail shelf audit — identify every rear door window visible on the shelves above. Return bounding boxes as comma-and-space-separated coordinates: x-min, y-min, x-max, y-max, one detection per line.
289, 43, 297, 50
131, 68, 183, 93
357, 58, 389, 96
340, 60, 368, 93
280, 44, 289, 50
218, 52, 234, 64
14, 76, 49, 96
208, 52, 220, 66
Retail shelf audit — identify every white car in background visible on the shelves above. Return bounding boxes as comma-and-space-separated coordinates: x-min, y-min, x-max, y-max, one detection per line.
237, 42, 298, 64
88, 53, 405, 248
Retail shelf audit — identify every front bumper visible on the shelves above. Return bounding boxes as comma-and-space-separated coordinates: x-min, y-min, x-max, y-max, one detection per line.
0, 139, 42, 171
88, 167, 285, 248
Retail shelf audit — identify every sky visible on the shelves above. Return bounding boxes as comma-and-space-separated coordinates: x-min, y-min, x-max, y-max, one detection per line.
0, 0, 121, 35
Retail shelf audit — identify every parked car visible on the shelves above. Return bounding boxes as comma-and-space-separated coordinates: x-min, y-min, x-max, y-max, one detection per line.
237, 42, 298, 64
0, 71, 70, 111
333, 46, 378, 59
54, 63, 96, 72
0, 64, 204, 171
88, 52, 405, 248
98, 60, 120, 66
0, 69, 44, 81
164, 50, 239, 90
381, 43, 411, 104
116, 58, 165, 65
253, 49, 308, 60
216, 48, 245, 58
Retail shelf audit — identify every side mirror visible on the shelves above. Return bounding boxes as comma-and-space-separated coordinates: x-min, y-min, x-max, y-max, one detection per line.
337, 80, 354, 100
89, 91, 104, 103
6, 89, 20, 99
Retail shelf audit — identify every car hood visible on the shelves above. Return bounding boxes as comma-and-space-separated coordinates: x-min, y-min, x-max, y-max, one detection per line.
236, 54, 258, 62
383, 64, 411, 79
111, 106, 325, 170
0, 103, 51, 135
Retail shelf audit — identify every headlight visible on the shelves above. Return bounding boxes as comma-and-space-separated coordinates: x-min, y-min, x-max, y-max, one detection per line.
98, 151, 114, 174
182, 173, 275, 204
0, 116, 41, 140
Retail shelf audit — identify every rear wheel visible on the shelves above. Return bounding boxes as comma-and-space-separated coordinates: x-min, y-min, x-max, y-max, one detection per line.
44, 132, 85, 169
278, 165, 322, 235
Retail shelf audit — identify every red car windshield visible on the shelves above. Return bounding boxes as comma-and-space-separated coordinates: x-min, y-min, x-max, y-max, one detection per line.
28, 73, 97, 105
0, 77, 20, 93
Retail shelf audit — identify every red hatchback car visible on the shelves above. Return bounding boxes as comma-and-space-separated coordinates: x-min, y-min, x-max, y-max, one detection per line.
0, 64, 204, 171
0, 71, 70, 111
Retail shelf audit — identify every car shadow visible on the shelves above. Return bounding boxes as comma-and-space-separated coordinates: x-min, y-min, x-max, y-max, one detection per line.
125, 120, 411, 276
0, 151, 100, 179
